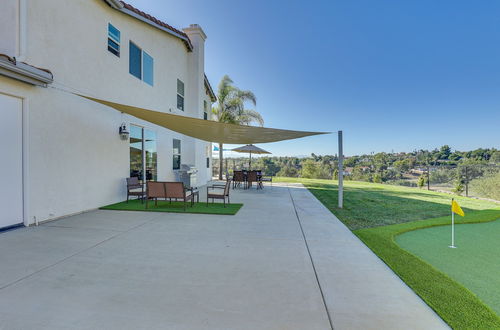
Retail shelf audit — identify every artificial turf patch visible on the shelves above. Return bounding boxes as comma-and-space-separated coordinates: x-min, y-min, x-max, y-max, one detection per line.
396, 219, 500, 316
355, 209, 500, 329
100, 199, 243, 215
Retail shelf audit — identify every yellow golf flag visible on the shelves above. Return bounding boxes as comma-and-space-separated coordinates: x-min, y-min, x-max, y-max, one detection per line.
451, 199, 465, 217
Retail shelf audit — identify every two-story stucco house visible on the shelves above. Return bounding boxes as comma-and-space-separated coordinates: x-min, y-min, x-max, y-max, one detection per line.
0, 0, 217, 230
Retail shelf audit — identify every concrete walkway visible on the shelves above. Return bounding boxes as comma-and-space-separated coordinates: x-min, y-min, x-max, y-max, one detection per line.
0, 183, 448, 329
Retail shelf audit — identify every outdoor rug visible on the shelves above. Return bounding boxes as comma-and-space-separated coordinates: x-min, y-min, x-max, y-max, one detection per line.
100, 199, 243, 215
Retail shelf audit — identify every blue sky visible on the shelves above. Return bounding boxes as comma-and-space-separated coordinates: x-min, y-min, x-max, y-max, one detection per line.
128, 0, 500, 156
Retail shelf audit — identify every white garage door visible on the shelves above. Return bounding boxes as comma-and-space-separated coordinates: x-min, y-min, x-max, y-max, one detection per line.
0, 93, 23, 229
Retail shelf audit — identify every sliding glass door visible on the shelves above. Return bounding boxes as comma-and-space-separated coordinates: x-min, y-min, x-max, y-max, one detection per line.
129, 125, 157, 181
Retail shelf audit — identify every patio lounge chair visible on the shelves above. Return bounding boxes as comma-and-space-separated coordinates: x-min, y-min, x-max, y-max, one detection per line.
207, 179, 231, 207
146, 181, 167, 208
126, 177, 145, 203
164, 182, 194, 211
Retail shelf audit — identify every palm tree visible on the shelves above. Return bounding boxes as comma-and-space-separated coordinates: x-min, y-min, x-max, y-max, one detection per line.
212, 75, 264, 180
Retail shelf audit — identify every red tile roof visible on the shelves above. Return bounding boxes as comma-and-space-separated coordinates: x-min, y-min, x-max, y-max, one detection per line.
120, 1, 193, 51
204, 74, 217, 102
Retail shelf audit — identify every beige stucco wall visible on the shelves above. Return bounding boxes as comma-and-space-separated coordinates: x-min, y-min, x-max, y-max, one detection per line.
0, 0, 20, 56
0, 0, 214, 224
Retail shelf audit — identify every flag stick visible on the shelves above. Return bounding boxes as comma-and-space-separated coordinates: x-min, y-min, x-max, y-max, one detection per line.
449, 198, 457, 248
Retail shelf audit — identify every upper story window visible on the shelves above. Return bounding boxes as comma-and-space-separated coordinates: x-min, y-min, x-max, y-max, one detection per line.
203, 100, 208, 120
108, 23, 120, 57
177, 79, 184, 111
129, 41, 154, 86
142, 52, 154, 86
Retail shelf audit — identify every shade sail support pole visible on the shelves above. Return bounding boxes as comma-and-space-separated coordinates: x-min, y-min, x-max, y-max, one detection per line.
338, 130, 343, 209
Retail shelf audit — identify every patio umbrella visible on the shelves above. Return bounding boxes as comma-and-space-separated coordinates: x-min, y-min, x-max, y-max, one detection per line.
231, 144, 271, 170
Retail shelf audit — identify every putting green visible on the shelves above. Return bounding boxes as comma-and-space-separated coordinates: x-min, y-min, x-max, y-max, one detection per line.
396, 219, 500, 316
100, 199, 243, 215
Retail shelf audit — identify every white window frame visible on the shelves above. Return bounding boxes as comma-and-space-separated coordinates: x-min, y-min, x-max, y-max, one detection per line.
177, 79, 185, 111
173, 138, 181, 170
129, 41, 153, 86
107, 23, 120, 57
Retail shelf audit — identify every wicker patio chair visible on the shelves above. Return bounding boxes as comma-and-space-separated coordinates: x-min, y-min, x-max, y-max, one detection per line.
247, 171, 261, 189
225, 169, 233, 181
232, 171, 245, 189
165, 182, 194, 210
207, 180, 231, 207
146, 181, 167, 208
126, 177, 145, 203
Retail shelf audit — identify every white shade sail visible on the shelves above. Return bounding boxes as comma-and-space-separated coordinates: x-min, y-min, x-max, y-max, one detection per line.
78, 94, 330, 144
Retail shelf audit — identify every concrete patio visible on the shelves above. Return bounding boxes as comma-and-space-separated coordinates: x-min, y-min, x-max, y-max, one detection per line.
0, 183, 448, 329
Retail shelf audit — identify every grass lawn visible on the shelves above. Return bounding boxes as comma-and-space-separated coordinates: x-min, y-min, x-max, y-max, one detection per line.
396, 220, 500, 316
274, 177, 498, 230
101, 199, 243, 215
275, 177, 500, 328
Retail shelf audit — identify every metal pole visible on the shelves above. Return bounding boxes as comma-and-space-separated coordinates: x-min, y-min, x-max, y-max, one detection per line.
338, 131, 343, 209
449, 199, 456, 248
427, 165, 430, 190
465, 166, 469, 197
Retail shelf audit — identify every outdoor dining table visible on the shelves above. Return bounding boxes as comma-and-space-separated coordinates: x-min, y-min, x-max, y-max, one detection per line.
232, 170, 263, 189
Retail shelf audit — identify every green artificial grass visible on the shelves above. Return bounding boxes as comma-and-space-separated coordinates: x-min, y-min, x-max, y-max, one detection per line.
396, 219, 500, 316
100, 199, 243, 215
355, 210, 500, 329
274, 177, 499, 230
275, 177, 500, 328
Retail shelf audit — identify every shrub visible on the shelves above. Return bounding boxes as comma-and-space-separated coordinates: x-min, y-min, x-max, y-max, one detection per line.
417, 176, 426, 189
453, 180, 464, 195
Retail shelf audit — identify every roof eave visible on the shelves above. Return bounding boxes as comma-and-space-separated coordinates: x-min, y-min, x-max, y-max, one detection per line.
103, 0, 124, 10
0, 57, 53, 87
112, 5, 193, 51
204, 74, 217, 102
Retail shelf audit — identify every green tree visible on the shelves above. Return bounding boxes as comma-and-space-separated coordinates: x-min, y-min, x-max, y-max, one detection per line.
372, 173, 383, 183
212, 75, 263, 179
394, 159, 411, 172
373, 152, 388, 171
301, 159, 319, 178
490, 151, 500, 164
277, 164, 298, 177
439, 145, 452, 160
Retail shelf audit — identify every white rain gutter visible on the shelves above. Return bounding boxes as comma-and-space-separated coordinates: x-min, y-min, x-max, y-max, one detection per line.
0, 57, 53, 87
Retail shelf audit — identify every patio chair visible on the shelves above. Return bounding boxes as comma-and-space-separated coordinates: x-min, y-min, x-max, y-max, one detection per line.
165, 182, 194, 211
247, 171, 261, 189
259, 173, 273, 187
207, 180, 231, 207
146, 181, 167, 208
225, 169, 233, 181
126, 177, 145, 203
233, 171, 245, 189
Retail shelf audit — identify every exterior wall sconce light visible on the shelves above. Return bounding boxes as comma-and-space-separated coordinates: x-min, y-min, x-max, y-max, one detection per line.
119, 123, 129, 140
